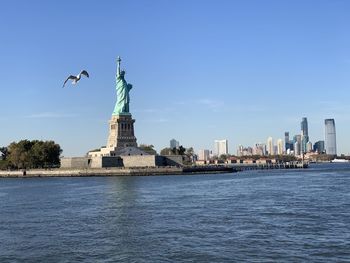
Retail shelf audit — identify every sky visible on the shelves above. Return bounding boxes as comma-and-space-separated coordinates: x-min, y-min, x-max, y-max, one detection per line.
0, 0, 350, 156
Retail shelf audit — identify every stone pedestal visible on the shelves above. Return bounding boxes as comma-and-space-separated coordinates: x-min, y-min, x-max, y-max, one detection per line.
107, 114, 137, 148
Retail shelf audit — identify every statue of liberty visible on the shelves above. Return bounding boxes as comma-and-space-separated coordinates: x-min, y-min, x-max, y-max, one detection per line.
113, 56, 133, 115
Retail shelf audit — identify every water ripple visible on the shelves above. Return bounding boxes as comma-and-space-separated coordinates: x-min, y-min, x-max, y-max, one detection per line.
0, 164, 350, 262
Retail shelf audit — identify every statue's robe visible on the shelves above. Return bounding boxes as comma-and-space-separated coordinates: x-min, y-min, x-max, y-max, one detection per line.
113, 74, 132, 115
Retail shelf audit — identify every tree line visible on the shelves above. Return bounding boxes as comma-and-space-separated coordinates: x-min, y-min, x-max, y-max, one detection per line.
0, 140, 62, 170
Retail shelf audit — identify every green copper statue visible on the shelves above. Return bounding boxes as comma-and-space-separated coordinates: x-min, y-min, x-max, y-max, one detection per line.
113, 56, 133, 115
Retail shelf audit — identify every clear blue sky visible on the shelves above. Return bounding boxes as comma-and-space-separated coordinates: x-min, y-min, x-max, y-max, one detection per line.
1, 0, 349, 156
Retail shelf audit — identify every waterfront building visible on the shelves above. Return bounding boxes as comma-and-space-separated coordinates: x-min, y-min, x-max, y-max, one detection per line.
198, 149, 210, 161
170, 139, 179, 149
286, 141, 294, 151
273, 145, 278, 155
313, 140, 325, 153
306, 141, 313, 153
284, 132, 290, 144
293, 135, 302, 156
325, 119, 337, 155
277, 139, 284, 155
214, 140, 228, 156
237, 145, 242, 156
253, 143, 266, 156
294, 141, 300, 156
301, 135, 308, 154
284, 132, 293, 151
245, 147, 253, 156
237, 145, 253, 156
267, 137, 274, 155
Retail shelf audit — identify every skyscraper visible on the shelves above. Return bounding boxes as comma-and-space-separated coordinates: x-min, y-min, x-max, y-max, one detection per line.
325, 119, 337, 155
253, 143, 266, 156
285, 131, 293, 151
214, 140, 228, 156
198, 149, 210, 161
313, 140, 325, 153
294, 141, 300, 156
301, 117, 309, 154
284, 132, 289, 149
293, 135, 302, 156
277, 139, 284, 155
301, 117, 308, 137
170, 139, 179, 149
284, 132, 290, 142
267, 137, 274, 155
306, 141, 313, 153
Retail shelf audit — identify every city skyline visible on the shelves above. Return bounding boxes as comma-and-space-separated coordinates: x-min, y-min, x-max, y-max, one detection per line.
1, 1, 350, 156
218, 117, 338, 157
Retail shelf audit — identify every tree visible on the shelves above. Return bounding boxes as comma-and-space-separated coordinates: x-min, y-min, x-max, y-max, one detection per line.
139, 144, 157, 155
185, 147, 194, 157
7, 140, 62, 169
0, 160, 9, 170
170, 147, 177, 155
0, 147, 8, 160
7, 140, 33, 169
178, 145, 186, 155
160, 147, 172, 155
160, 145, 186, 156
219, 154, 228, 161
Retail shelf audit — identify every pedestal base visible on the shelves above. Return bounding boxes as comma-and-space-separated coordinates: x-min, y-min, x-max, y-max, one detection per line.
107, 114, 137, 148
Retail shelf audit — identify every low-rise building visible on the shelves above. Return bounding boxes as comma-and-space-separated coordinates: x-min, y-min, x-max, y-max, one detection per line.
256, 158, 272, 164
243, 159, 256, 164
198, 149, 210, 161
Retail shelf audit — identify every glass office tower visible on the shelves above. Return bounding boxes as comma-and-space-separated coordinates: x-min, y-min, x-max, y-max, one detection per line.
301, 117, 308, 137
324, 119, 337, 155
301, 117, 309, 153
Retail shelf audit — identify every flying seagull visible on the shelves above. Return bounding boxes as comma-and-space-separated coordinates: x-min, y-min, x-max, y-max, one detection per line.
63, 70, 89, 87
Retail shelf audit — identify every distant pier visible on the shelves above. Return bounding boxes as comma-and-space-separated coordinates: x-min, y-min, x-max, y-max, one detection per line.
230, 161, 308, 171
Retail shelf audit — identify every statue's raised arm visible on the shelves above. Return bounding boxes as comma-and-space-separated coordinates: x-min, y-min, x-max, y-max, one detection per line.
117, 56, 121, 77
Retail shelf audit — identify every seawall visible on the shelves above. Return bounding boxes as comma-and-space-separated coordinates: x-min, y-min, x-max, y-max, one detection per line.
0, 167, 182, 178
0, 166, 235, 178
0, 163, 308, 178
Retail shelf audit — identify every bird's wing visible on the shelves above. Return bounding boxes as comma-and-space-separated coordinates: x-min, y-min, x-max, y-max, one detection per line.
62, 75, 77, 87
80, 70, 89, 78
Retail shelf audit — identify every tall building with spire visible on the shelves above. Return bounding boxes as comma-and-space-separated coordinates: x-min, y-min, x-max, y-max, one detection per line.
325, 119, 337, 155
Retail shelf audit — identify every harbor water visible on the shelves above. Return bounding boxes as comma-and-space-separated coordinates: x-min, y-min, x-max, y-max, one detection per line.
1, 163, 350, 262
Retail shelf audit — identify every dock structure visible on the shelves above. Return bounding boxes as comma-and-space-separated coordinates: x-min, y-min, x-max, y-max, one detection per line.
230, 161, 308, 171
